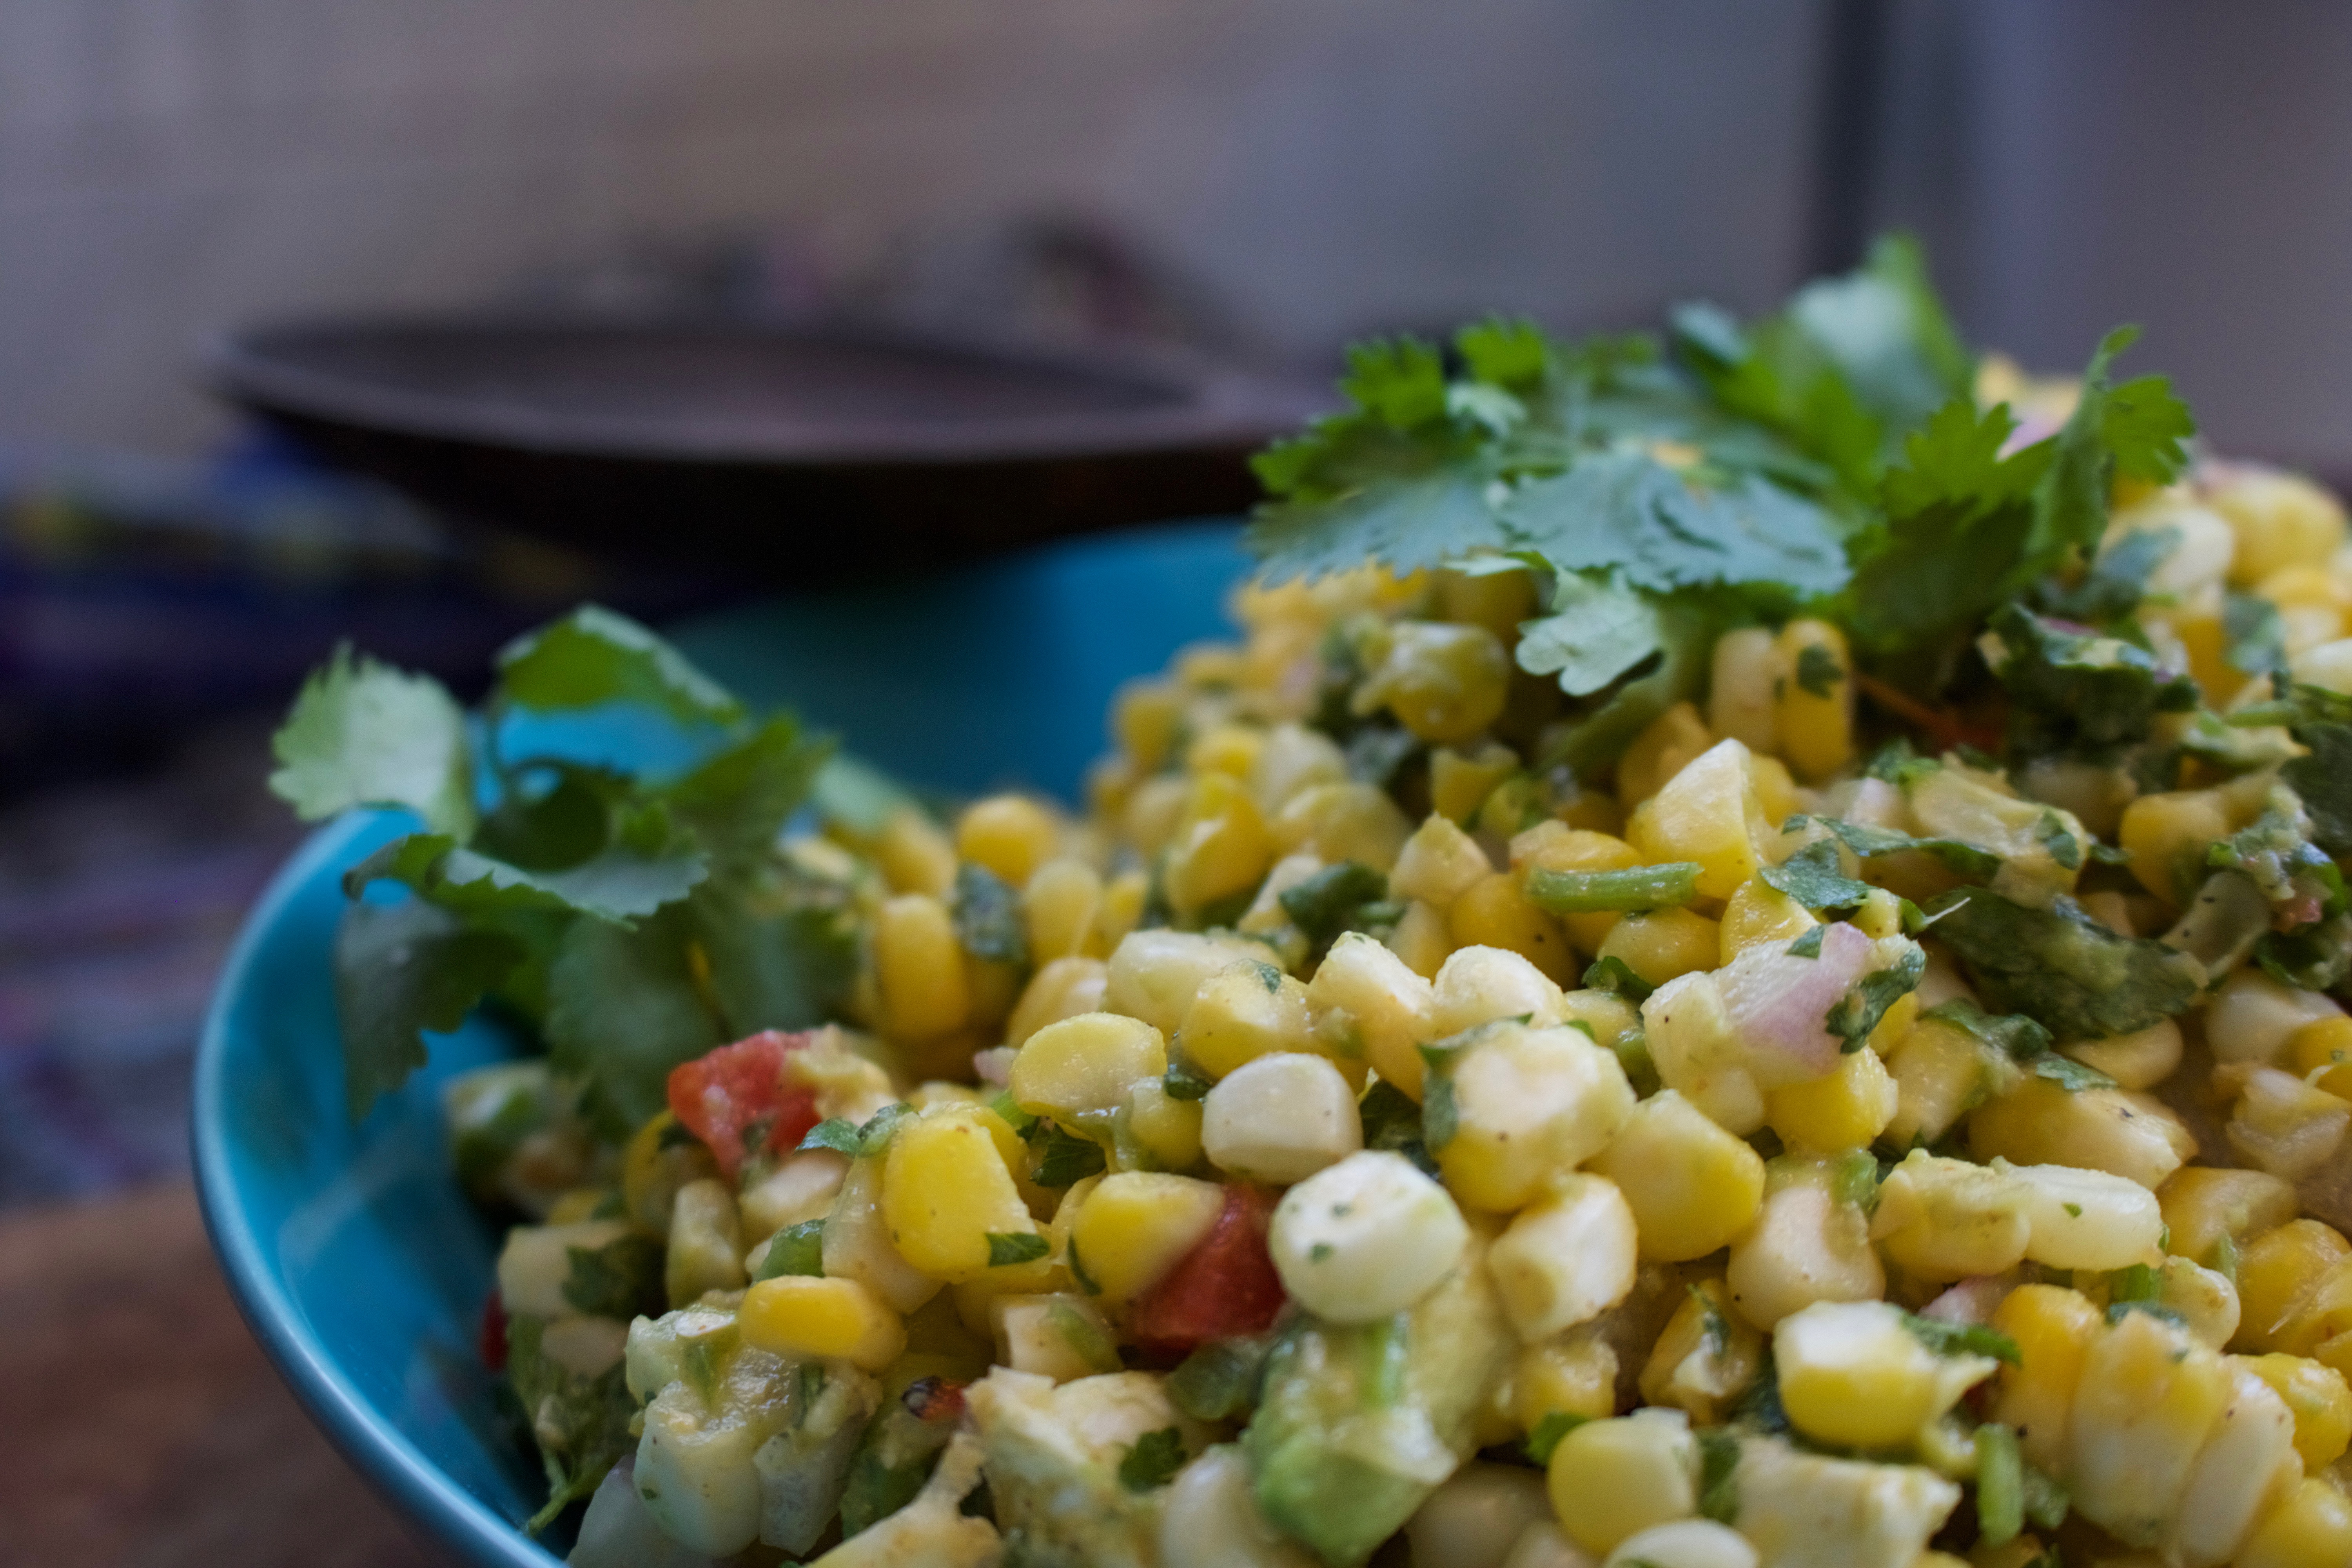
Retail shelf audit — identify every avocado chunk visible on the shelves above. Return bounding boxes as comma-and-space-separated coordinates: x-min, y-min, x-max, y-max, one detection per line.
1242, 1235, 1514, 1567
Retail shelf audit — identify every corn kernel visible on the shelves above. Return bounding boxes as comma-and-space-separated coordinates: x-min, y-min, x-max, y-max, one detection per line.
1617, 702, 1715, 809
1356, 620, 1512, 744
1162, 773, 1274, 917
1882, 1014, 1996, 1149
2159, 1166, 2301, 1274
1105, 929, 1269, 1034
2176, 1358, 2304, 1568
1591, 1091, 1766, 1262
1594, 907, 1722, 989
1511, 823, 1646, 954
2210, 466, 2348, 584
2233, 1476, 2352, 1568
1774, 620, 1856, 782
991, 1292, 1119, 1383
622, 1110, 719, 1235
1201, 1052, 1361, 1185
2061, 1018, 2183, 1091
739, 1276, 906, 1371
2241, 1353, 2352, 1470
1545, 1410, 1698, 1557
1011, 1012, 1167, 1123
1094, 869, 1149, 954
1967, 1076, 2194, 1191
1776, 1300, 1983, 1450
1868, 1151, 2030, 1282
1724, 1174, 1883, 1330
1707, 627, 1783, 755
1514, 1334, 1620, 1432
665, 1178, 746, 1307
1766, 1043, 1897, 1152
1247, 722, 1348, 817
875, 893, 970, 1042
1066, 1172, 1225, 1301
1748, 754, 1800, 829
1270, 780, 1413, 873
1386, 898, 1451, 980
2239, 1220, 2352, 1352
1305, 932, 1437, 1098
2068, 1309, 2232, 1548
875, 808, 958, 897
1180, 961, 1314, 1080
880, 1104, 1037, 1282
2118, 788, 2236, 904
2008, 1160, 2165, 1273
957, 795, 1061, 889
1720, 878, 1815, 964
1431, 741, 1522, 824
1123, 775, 1191, 861
1125, 1077, 1204, 1170
1392, 812, 1496, 909
2293, 1014, 2352, 1100
1641, 1276, 1762, 1425
1186, 721, 1265, 782
1627, 739, 1768, 901
1431, 944, 1566, 1035
1436, 1023, 1635, 1214
1115, 679, 1186, 771
1438, 562, 1540, 642
1004, 956, 1109, 1051
1270, 1150, 1469, 1323
1448, 871, 1577, 986
1023, 858, 1103, 964
2209, 968, 2347, 1067
2226, 1066, 2352, 1181
1991, 1283, 2104, 1474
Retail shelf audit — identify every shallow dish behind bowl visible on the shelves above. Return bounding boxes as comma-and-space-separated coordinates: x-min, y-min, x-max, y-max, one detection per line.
194, 521, 1245, 1566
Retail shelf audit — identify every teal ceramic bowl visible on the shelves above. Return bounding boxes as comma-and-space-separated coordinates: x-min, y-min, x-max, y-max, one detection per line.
193, 521, 1247, 1567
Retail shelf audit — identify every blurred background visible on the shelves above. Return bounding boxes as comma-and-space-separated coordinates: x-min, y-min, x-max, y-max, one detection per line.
6, 0, 2352, 1560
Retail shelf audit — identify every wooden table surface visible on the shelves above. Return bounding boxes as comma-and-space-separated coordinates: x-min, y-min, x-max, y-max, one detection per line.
0, 1185, 436, 1568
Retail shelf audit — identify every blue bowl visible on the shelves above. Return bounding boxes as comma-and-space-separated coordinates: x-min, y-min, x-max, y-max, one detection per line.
193, 522, 1247, 1567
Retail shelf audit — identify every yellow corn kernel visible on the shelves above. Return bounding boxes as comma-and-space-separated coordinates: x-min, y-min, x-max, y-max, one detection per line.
1437, 1025, 1636, 1214
2062, 1018, 2183, 1091
2227, 1067, 2352, 1180
1883, 1014, 1998, 1149
1011, 1011, 1167, 1123
875, 808, 958, 897
1718, 878, 1816, 963
2068, 1310, 2233, 1549
1248, 722, 1347, 817
2239, 1220, 2352, 1352
1386, 899, 1451, 980
1766, 1045, 1898, 1152
1991, 1284, 2105, 1475
1967, 1076, 2194, 1191
1094, 869, 1148, 954
1775, 1299, 1983, 1450
2167, 609, 2245, 708
2158, 1166, 2301, 1275
1086, 753, 1140, 823
1593, 907, 1721, 990
1186, 721, 1264, 782
1176, 639, 1247, 690
2292, 1014, 2352, 1100
1774, 619, 1856, 782
1748, 754, 1799, 828
1725, 1172, 1884, 1330
1391, 813, 1496, 909
1708, 626, 1783, 755
1546, 1410, 1699, 1558
2210, 466, 2348, 584
2118, 788, 2236, 904
1125, 1077, 1204, 1170
2241, 1353, 2352, 1471
1511, 823, 1646, 954
964, 953, 1022, 1036
875, 893, 969, 1042
1356, 620, 1512, 744
1591, 1091, 1766, 1262
1640, 1277, 1762, 1424
1869, 1151, 2030, 1282
1022, 858, 1103, 964
1122, 775, 1191, 861
1114, 678, 1186, 771
1448, 872, 1577, 986
2233, 1475, 2352, 1568
1160, 773, 1273, 917
1437, 562, 1539, 642
1105, 929, 1269, 1034
880, 1104, 1036, 1282
544, 1188, 607, 1226
1270, 780, 1412, 873
958, 795, 1061, 889
1305, 931, 1436, 1097
1066, 1172, 1225, 1301
1626, 739, 1768, 900
1514, 1335, 1620, 1432
1004, 956, 1108, 1051
2278, 1259, 2352, 1366
1180, 961, 1314, 1080
1554, 786, 1625, 837
1432, 741, 1522, 824
1617, 702, 1715, 809
739, 1276, 906, 1372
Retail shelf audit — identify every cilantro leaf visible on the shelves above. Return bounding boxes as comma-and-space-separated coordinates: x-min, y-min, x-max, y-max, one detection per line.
987, 1232, 1051, 1269
1524, 1410, 1590, 1466
1786, 232, 1973, 437
344, 820, 709, 927
1279, 862, 1392, 946
1697, 1428, 1742, 1524
1117, 1427, 1189, 1493
1514, 570, 1669, 697
561, 1232, 663, 1318
1984, 604, 2198, 766
661, 715, 831, 867
1163, 1049, 1215, 1102
544, 904, 724, 1138
2284, 722, 2352, 857
331, 900, 523, 1119
1786, 925, 1828, 958
1758, 840, 1875, 910
953, 862, 1029, 967
2224, 591, 2289, 681
1582, 955, 1656, 1002
799, 1118, 864, 1157
1795, 641, 1844, 698
1785, 814, 2001, 880
1826, 942, 1925, 1052
505, 1315, 636, 1534
1358, 1079, 1439, 1177
496, 604, 743, 729
686, 882, 858, 1043
756, 1218, 827, 1279
809, 752, 921, 837
1504, 455, 1850, 600
2034, 523, 2179, 626
1921, 888, 2203, 1042
1920, 997, 2054, 1063
269, 645, 476, 838
1902, 1311, 2021, 1365
1033, 1123, 1107, 1187
1537, 597, 1717, 775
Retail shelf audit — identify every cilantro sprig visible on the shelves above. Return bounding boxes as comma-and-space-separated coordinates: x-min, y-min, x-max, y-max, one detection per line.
271, 606, 848, 1126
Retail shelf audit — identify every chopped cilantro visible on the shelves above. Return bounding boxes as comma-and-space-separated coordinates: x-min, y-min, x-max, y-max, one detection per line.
1524, 1410, 1590, 1466
1163, 1049, 1215, 1103
1786, 924, 1828, 959
1826, 943, 1925, 1053
757, 1219, 826, 1280
798, 1118, 864, 1157
504, 1315, 636, 1533
1697, 1428, 1742, 1524
1117, 1427, 1189, 1493
1920, 997, 2054, 1063
1279, 861, 1393, 945
1359, 1080, 1439, 1176
1582, 955, 1656, 1002
854, 1103, 913, 1156
986, 1232, 1050, 1269
1901, 1312, 2021, 1366
952, 862, 1029, 968
1759, 840, 1875, 911
1921, 888, 2203, 1042
561, 1233, 663, 1319
1033, 1122, 1108, 1187
1794, 642, 1844, 698
1785, 814, 2001, 881
1983, 604, 2199, 766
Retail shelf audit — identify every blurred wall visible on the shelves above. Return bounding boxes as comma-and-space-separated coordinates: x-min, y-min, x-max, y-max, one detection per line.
0, 0, 1829, 457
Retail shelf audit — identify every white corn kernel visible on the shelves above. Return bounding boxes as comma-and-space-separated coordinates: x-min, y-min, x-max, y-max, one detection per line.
1270, 1150, 1470, 1323
1431, 944, 1568, 1036
1201, 1053, 1363, 1184
1486, 1175, 1639, 1342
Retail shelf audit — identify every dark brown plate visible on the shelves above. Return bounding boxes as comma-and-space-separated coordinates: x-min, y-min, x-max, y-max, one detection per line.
207, 316, 1323, 580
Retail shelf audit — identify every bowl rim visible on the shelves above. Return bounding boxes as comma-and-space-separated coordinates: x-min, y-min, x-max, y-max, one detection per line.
192, 811, 557, 1568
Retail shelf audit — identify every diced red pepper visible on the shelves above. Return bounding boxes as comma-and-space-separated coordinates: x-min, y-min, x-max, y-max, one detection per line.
901, 1377, 968, 1425
479, 1290, 508, 1372
666, 1030, 823, 1182
1129, 1184, 1287, 1354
